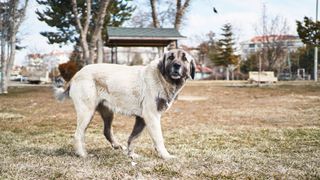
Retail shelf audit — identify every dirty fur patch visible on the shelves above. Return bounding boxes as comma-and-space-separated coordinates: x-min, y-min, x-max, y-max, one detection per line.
94, 78, 110, 94
156, 97, 168, 111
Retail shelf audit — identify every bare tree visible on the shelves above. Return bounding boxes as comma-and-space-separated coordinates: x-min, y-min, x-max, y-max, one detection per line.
148, 0, 191, 49
158, 0, 175, 27
132, 0, 191, 30
130, 11, 152, 28
0, 0, 28, 94
174, 0, 191, 30
150, 0, 191, 30
71, 0, 112, 65
71, 0, 91, 65
256, 4, 289, 73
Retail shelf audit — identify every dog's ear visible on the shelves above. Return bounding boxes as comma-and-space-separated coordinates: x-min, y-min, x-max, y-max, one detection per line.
190, 60, 195, 80
158, 53, 166, 75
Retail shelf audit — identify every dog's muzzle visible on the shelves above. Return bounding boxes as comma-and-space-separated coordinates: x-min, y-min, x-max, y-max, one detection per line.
170, 63, 183, 79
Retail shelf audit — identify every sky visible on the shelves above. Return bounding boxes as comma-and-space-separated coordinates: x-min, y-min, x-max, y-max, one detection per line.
15, 0, 318, 65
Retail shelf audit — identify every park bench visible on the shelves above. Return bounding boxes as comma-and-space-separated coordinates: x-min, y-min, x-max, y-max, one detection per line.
248, 71, 277, 83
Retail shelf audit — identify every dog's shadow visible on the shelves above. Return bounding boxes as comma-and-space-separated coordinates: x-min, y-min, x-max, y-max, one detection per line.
18, 145, 75, 157
18, 145, 130, 161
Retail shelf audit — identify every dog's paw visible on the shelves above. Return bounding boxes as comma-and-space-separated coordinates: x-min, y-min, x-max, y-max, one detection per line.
112, 143, 126, 150
76, 150, 88, 158
128, 152, 141, 159
161, 154, 176, 160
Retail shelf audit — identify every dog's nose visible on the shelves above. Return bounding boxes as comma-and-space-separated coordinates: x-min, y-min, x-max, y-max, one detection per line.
173, 63, 181, 69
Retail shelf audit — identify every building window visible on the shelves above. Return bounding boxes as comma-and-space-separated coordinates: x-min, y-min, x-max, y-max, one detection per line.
249, 43, 255, 48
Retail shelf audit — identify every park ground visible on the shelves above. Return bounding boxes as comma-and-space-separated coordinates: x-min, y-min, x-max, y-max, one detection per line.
0, 81, 320, 179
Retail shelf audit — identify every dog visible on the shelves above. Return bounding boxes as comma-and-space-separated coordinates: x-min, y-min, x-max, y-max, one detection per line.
54, 49, 195, 159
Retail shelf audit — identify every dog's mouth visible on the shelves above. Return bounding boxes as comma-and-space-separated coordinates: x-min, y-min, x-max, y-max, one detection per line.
170, 72, 181, 79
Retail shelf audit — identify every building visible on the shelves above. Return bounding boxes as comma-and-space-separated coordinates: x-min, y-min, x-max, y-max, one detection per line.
20, 51, 71, 83
26, 51, 71, 71
105, 27, 185, 64
240, 35, 304, 60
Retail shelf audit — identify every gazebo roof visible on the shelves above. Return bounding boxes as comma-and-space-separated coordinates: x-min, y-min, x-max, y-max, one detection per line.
106, 27, 185, 47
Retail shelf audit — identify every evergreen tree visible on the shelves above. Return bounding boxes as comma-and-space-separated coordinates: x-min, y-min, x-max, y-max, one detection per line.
293, 46, 318, 75
240, 53, 259, 73
296, 17, 320, 77
211, 23, 238, 66
296, 17, 320, 46
36, 0, 135, 45
300, 46, 317, 75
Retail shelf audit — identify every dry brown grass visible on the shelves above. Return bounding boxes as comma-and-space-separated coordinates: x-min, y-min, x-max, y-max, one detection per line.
0, 81, 320, 179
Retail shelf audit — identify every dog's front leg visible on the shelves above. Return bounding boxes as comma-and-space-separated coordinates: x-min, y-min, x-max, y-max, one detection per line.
143, 111, 175, 160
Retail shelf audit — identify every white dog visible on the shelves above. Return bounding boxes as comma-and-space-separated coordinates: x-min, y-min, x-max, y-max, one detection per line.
54, 49, 195, 159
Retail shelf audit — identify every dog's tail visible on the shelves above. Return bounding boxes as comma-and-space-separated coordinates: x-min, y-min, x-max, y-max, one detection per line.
52, 76, 70, 101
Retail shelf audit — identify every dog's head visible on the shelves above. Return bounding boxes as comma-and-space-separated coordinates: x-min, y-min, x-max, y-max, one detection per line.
158, 49, 195, 85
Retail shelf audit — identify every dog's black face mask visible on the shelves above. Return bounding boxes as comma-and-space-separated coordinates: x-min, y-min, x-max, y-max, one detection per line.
158, 49, 195, 86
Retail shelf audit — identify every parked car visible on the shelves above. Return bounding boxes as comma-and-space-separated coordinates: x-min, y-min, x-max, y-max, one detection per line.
278, 72, 292, 81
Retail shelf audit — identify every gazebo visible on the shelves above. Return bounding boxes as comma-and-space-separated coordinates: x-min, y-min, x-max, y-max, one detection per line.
106, 27, 185, 63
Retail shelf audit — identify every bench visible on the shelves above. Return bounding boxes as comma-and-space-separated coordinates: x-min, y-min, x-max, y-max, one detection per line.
248, 71, 277, 83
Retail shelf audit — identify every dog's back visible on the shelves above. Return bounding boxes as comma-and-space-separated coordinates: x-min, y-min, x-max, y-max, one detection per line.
69, 63, 149, 116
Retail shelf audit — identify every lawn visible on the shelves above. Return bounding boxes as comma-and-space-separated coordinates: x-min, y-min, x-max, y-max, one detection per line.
0, 81, 320, 179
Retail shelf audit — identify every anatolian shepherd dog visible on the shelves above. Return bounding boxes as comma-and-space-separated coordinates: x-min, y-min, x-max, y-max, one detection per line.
54, 49, 195, 159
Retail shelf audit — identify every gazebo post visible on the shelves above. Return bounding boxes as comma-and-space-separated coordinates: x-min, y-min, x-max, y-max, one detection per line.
115, 46, 118, 64
111, 45, 118, 64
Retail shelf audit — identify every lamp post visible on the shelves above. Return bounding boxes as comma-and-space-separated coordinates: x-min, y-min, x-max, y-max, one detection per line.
315, 0, 319, 81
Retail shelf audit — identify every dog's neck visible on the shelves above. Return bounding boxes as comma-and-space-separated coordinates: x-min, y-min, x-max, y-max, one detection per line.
156, 67, 185, 104
146, 60, 186, 112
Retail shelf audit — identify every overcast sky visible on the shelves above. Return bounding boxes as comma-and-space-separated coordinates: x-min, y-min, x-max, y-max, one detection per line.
15, 0, 318, 65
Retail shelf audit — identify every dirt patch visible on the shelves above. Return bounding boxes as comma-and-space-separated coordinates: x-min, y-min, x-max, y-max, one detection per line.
0, 112, 24, 120
178, 95, 208, 101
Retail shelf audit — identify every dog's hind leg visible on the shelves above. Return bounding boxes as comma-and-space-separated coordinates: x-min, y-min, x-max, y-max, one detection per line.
71, 81, 97, 158
127, 116, 145, 158
97, 103, 123, 149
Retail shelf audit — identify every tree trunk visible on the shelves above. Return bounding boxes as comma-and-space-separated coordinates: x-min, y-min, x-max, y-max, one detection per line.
172, 0, 191, 48
89, 0, 110, 64
174, 0, 191, 30
97, 33, 104, 63
0, 0, 28, 94
1, 37, 8, 94
6, 30, 17, 94
80, 33, 90, 65
0, 30, 6, 94
72, 0, 110, 65
71, 0, 91, 64
150, 0, 160, 28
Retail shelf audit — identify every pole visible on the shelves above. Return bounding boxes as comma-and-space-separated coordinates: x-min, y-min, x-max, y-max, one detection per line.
258, 52, 261, 87
316, 47, 318, 81
315, 0, 319, 81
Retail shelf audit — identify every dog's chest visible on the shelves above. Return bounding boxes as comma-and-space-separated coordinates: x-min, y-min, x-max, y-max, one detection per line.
156, 97, 169, 111
155, 91, 177, 112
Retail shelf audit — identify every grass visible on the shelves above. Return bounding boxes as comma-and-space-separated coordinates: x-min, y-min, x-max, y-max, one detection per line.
0, 81, 320, 179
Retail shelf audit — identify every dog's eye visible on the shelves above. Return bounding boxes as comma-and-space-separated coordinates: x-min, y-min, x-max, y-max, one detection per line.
182, 53, 187, 61
168, 54, 175, 60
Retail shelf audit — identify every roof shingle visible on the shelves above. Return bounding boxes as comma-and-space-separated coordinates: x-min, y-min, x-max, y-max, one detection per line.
107, 27, 185, 39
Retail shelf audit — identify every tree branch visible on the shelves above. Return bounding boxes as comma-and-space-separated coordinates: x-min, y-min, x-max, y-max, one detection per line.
71, 0, 91, 35
174, 0, 191, 30
84, 0, 91, 34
